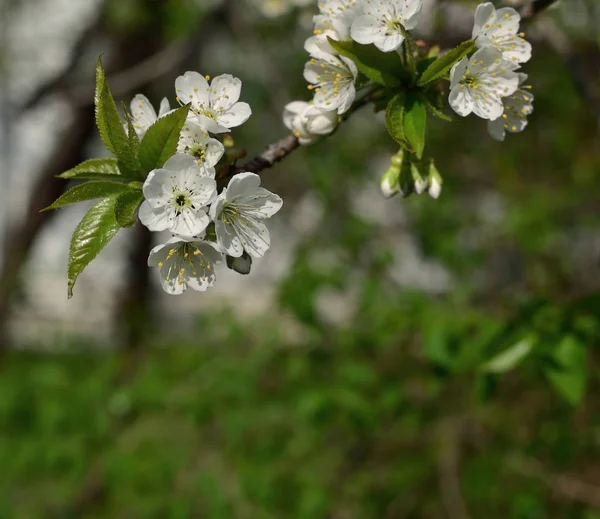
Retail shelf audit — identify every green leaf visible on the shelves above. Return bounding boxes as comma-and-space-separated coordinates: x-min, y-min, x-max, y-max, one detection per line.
139, 104, 191, 173
42, 181, 134, 211
68, 196, 122, 298
57, 158, 132, 181
94, 56, 139, 173
403, 94, 427, 159
546, 335, 588, 406
114, 189, 144, 227
327, 38, 407, 87
123, 103, 141, 172
417, 40, 475, 87
481, 336, 534, 374
425, 102, 453, 122
416, 56, 436, 77
385, 93, 408, 148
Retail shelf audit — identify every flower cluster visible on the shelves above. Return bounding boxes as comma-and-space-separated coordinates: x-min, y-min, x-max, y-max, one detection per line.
130, 74, 283, 295
284, 0, 425, 144
449, 2, 534, 141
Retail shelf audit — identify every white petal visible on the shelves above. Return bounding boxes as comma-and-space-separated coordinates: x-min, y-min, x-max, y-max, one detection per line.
284, 101, 309, 130
246, 188, 283, 218
142, 170, 173, 208
350, 15, 380, 45
209, 74, 242, 111
190, 113, 230, 134
374, 32, 404, 52
170, 208, 210, 238
449, 58, 469, 89
175, 71, 210, 109
468, 46, 503, 75
130, 94, 157, 135
402, 0, 423, 25
448, 87, 474, 117
472, 2, 495, 38
138, 202, 171, 232
234, 220, 271, 258
158, 97, 171, 117
472, 94, 504, 120
163, 152, 197, 172
487, 118, 506, 141
204, 138, 225, 168
215, 220, 244, 257
184, 242, 222, 292
189, 177, 217, 207
209, 193, 226, 221
226, 172, 261, 199
218, 102, 252, 130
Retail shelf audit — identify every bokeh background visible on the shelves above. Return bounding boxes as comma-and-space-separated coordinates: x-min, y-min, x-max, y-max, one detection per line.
1, 0, 600, 517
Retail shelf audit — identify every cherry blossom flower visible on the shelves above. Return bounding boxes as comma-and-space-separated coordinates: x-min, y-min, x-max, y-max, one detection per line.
314, 0, 364, 40
351, 0, 424, 52
175, 72, 252, 134
210, 172, 283, 258
487, 73, 534, 141
177, 120, 225, 171
129, 94, 171, 138
283, 100, 338, 145
448, 46, 519, 120
304, 50, 358, 114
148, 237, 222, 295
472, 2, 532, 64
139, 153, 217, 238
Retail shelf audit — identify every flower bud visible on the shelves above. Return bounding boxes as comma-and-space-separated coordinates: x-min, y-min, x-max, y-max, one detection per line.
226, 252, 253, 275
427, 161, 443, 199
380, 150, 407, 198
411, 163, 427, 194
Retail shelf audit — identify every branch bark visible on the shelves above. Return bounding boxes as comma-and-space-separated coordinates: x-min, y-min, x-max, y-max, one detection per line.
518, 0, 559, 20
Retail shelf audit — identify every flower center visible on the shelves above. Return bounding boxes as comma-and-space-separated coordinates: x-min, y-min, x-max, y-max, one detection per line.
308, 58, 353, 100
385, 19, 403, 33
221, 201, 241, 225
185, 144, 207, 163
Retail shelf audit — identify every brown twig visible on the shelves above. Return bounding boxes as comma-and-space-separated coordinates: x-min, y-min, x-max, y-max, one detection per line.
437, 420, 471, 519
238, 134, 300, 174
518, 0, 559, 20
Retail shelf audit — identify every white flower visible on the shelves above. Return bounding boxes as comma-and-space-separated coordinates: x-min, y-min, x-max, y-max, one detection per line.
177, 120, 225, 170
487, 73, 534, 141
448, 46, 519, 121
129, 94, 171, 138
427, 174, 442, 199
314, 0, 364, 40
283, 101, 338, 145
472, 2, 532, 64
351, 0, 423, 52
209, 172, 283, 258
139, 153, 217, 238
175, 72, 252, 134
304, 52, 358, 114
148, 237, 222, 295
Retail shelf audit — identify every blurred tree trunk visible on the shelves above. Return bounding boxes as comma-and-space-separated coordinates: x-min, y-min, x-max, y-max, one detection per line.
0, 8, 166, 348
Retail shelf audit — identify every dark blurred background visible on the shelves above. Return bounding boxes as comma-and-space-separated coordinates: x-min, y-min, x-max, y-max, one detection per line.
1, 0, 600, 517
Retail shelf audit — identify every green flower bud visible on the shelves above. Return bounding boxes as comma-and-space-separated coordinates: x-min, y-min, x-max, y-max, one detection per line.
226, 252, 252, 275
380, 149, 404, 198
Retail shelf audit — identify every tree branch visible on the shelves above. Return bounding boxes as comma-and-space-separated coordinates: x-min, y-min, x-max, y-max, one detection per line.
518, 0, 559, 20
237, 134, 300, 174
